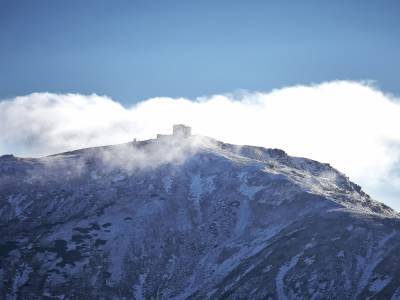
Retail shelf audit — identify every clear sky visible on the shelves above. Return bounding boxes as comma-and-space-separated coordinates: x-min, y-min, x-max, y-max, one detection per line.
1, 0, 399, 105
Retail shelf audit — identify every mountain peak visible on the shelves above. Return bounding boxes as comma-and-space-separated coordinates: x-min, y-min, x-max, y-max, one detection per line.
1, 128, 399, 299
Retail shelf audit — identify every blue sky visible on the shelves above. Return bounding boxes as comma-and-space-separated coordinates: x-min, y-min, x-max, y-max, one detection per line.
1, 0, 399, 105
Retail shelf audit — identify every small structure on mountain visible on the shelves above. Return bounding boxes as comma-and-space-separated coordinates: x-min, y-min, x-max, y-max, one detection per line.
156, 124, 192, 140
173, 124, 191, 138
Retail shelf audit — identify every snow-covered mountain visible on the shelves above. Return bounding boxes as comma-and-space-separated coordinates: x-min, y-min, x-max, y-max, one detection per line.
1, 129, 400, 299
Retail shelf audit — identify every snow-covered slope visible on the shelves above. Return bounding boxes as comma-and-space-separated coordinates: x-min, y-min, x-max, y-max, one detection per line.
0, 135, 399, 299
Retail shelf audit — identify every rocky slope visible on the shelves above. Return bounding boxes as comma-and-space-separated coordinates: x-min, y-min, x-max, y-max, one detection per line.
0, 134, 400, 299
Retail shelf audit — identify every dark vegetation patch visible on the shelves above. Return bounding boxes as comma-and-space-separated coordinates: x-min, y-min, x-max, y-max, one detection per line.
38, 239, 84, 267
73, 222, 100, 234
49, 268, 61, 274
71, 234, 91, 244
89, 223, 100, 230
96, 202, 113, 216
230, 201, 240, 207
74, 227, 91, 234
0, 241, 18, 258
94, 239, 107, 247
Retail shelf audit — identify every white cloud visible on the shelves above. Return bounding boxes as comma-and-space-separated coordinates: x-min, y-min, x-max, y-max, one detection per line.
1, 81, 400, 210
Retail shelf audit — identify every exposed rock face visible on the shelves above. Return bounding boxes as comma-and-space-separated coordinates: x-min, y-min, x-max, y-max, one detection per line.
0, 136, 399, 299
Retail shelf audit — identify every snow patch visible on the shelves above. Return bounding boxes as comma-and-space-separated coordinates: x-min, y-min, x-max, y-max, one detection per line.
235, 176, 264, 236
391, 287, 400, 300
239, 182, 263, 200
276, 253, 302, 300
356, 232, 396, 296
90, 170, 100, 180
304, 257, 315, 266
162, 176, 173, 193
369, 276, 391, 293
10, 264, 32, 300
190, 174, 216, 204
112, 174, 126, 183
7, 194, 28, 218
133, 273, 146, 299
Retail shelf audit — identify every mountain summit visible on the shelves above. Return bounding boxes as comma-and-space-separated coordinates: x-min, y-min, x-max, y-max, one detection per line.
1, 126, 400, 299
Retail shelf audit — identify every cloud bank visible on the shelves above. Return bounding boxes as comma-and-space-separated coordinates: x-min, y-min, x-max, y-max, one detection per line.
1, 81, 400, 210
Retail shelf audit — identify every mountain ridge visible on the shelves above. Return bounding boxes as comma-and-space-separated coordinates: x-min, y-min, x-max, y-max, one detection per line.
1, 132, 400, 299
